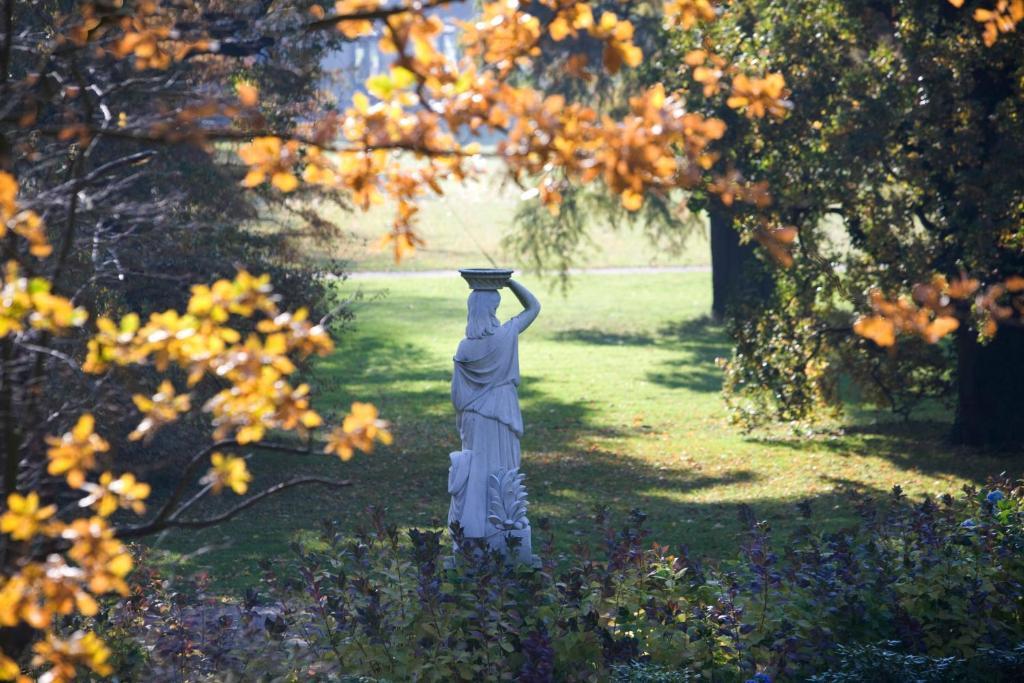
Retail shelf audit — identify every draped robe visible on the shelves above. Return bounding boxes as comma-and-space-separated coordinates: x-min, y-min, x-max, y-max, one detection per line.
449, 316, 527, 538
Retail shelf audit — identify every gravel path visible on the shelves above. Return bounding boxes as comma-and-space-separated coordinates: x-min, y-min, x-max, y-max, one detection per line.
345, 264, 711, 280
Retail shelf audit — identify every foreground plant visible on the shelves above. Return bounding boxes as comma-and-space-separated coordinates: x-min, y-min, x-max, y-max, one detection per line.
100, 479, 1024, 681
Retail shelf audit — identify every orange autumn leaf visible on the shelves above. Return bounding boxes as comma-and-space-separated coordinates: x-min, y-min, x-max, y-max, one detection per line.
727, 73, 792, 119
377, 224, 425, 262
324, 402, 392, 461
1004, 275, 1024, 292
0, 172, 16, 221
684, 49, 708, 67
973, 0, 1024, 46
11, 210, 52, 257
237, 81, 259, 107
663, 0, 717, 29
922, 315, 960, 343
331, 0, 379, 38
946, 276, 981, 299
238, 137, 301, 192
853, 314, 897, 347
753, 225, 797, 267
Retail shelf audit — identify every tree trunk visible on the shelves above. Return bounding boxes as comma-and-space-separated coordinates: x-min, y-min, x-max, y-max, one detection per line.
952, 324, 1024, 447
709, 203, 769, 321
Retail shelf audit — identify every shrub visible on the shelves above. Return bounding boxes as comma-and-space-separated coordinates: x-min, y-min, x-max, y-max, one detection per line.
101, 478, 1024, 681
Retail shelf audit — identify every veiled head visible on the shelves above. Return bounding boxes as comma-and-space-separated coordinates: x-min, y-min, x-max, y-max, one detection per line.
465, 290, 501, 339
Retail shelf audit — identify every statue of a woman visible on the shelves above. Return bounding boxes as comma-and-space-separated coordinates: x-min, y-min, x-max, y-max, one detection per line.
448, 279, 540, 562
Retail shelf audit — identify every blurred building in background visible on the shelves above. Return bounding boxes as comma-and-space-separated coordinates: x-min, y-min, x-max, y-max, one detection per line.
320, 3, 474, 107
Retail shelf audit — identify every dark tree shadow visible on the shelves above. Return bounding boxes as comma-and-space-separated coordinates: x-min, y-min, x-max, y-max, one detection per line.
625, 480, 897, 561
644, 316, 729, 393
551, 328, 656, 346
753, 419, 1020, 482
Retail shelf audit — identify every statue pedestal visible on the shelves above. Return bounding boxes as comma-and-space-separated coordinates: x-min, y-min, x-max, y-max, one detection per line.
487, 525, 533, 564
448, 454, 535, 565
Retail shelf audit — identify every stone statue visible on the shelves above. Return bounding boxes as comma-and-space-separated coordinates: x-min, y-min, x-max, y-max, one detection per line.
448, 271, 540, 563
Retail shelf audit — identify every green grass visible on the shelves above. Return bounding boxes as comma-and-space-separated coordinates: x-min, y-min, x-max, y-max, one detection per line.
152, 271, 1011, 589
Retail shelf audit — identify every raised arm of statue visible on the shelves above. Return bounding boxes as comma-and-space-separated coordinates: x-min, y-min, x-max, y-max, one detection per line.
506, 279, 541, 333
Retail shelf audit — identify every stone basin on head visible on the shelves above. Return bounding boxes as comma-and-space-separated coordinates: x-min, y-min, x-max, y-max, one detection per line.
459, 268, 513, 290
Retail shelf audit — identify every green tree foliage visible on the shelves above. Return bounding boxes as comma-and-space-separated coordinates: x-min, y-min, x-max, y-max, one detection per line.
720, 0, 1021, 441
508, 0, 1024, 443
639, 0, 1024, 441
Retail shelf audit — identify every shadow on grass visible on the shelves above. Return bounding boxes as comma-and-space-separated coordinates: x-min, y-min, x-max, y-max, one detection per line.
528, 475, 917, 563
551, 328, 656, 346
645, 316, 730, 394
753, 419, 1018, 481
632, 485, 895, 559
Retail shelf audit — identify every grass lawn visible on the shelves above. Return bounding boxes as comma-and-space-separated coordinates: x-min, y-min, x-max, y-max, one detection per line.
152, 270, 1011, 589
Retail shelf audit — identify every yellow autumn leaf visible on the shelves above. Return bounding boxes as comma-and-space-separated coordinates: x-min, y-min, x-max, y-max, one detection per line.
46, 414, 110, 489
204, 452, 252, 495
0, 492, 57, 541
620, 189, 644, 211
549, 16, 572, 41
271, 171, 299, 192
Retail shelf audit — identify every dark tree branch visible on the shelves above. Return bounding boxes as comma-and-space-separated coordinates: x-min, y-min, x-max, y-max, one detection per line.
117, 476, 351, 538
140, 438, 324, 536
12, 342, 79, 373
17, 123, 488, 158
913, 206, 940, 235
0, 0, 12, 87
304, 0, 460, 32
1, 339, 18, 501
